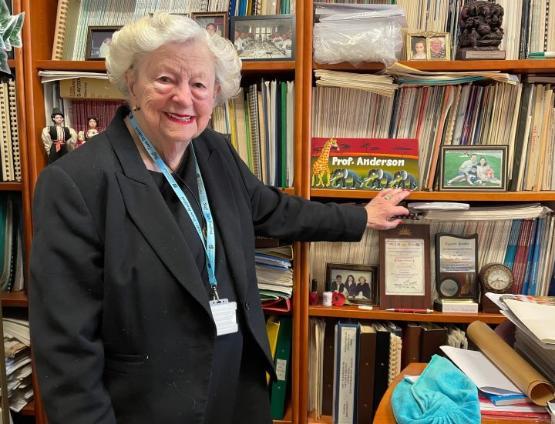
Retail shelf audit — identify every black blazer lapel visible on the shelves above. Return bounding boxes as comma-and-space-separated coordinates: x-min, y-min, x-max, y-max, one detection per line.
193, 138, 250, 303
105, 109, 212, 317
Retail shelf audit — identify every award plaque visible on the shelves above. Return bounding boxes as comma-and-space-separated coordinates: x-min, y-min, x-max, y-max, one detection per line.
379, 224, 431, 309
435, 233, 479, 301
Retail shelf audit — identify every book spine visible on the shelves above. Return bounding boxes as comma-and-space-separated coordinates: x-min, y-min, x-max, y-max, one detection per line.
51, 0, 70, 60
7, 80, 19, 182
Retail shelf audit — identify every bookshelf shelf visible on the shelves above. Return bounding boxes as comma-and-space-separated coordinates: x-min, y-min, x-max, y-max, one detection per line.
314, 59, 555, 73
0, 182, 23, 191
35, 60, 296, 73
0, 291, 28, 307
20, 400, 35, 416
310, 189, 555, 202
309, 305, 506, 324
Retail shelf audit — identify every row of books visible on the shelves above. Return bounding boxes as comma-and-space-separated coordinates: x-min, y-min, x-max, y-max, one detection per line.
0, 194, 23, 294
212, 80, 295, 187
0, 79, 21, 183
310, 204, 555, 298
308, 318, 466, 423
51, 0, 294, 60
312, 71, 555, 191
395, 0, 554, 60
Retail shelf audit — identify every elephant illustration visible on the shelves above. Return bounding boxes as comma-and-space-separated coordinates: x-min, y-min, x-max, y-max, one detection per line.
391, 170, 418, 190
329, 168, 362, 189
361, 169, 393, 190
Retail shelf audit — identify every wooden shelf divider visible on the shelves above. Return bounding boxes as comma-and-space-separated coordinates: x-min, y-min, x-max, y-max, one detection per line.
0, 291, 28, 308
309, 305, 505, 324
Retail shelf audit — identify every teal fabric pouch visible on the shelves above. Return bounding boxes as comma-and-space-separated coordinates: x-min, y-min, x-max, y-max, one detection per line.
391, 354, 480, 424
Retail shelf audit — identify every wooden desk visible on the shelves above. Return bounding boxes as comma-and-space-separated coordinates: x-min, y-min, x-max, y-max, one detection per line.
374, 363, 550, 424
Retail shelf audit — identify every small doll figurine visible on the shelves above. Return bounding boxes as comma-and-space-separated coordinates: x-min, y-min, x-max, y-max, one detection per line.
77, 116, 99, 147
41, 108, 77, 164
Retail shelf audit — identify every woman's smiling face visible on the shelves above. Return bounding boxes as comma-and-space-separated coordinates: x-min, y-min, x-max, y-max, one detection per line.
126, 39, 220, 147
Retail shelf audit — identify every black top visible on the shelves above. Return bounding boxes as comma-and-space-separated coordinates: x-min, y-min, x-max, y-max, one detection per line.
148, 145, 247, 423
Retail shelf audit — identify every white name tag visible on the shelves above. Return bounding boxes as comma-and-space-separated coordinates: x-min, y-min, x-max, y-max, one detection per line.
209, 299, 238, 336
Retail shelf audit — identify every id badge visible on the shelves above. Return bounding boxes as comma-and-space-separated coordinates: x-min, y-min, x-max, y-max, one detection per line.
209, 299, 238, 336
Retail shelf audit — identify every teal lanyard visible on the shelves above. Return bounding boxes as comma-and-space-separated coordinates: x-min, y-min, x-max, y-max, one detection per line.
128, 115, 219, 299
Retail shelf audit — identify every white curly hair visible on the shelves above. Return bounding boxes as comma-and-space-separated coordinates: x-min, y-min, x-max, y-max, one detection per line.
106, 13, 241, 104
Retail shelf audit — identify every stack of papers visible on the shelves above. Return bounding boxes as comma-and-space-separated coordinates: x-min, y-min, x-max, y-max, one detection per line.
256, 245, 293, 312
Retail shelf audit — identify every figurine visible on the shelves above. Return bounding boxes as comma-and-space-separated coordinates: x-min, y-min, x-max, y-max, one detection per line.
41, 108, 77, 164
458, 0, 505, 59
77, 116, 100, 147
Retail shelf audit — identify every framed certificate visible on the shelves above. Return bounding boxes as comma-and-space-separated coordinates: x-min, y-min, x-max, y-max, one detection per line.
379, 224, 431, 309
435, 233, 479, 301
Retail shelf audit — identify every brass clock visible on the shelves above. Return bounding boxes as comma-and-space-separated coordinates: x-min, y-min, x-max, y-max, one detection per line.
479, 263, 514, 293
478, 263, 514, 313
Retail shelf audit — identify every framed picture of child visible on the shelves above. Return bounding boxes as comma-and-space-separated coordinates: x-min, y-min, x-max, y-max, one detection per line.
439, 145, 508, 191
408, 35, 427, 60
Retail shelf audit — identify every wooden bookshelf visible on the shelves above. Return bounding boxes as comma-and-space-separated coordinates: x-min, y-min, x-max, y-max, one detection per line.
35, 59, 296, 73
309, 305, 506, 324
0, 182, 23, 191
310, 189, 555, 202
315, 59, 555, 73
0, 291, 28, 307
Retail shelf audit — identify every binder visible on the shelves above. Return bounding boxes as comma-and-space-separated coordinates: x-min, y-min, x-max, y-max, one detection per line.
270, 316, 292, 420
419, 323, 447, 363
321, 318, 335, 416
356, 324, 376, 424
265, 315, 280, 385
401, 322, 422, 369
332, 322, 358, 424
371, 322, 390, 414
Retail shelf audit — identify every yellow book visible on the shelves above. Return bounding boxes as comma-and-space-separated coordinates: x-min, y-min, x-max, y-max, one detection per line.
265, 315, 280, 385
59, 78, 125, 100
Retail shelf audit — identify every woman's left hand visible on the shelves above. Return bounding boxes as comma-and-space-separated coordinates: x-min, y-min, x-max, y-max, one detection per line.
364, 188, 411, 230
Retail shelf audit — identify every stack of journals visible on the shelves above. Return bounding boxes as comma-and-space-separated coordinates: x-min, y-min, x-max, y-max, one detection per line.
255, 245, 293, 313
3, 318, 33, 412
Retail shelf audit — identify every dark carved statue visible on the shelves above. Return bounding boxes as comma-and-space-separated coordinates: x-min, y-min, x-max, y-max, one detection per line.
459, 0, 504, 50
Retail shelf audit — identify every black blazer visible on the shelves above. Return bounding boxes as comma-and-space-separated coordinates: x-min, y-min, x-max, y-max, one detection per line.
29, 107, 367, 423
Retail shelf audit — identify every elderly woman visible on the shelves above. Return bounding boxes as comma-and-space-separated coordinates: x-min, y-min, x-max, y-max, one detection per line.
29, 13, 409, 424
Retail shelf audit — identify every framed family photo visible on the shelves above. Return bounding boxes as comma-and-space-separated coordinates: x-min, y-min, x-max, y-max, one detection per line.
230, 15, 295, 60
192, 12, 228, 38
85, 26, 121, 60
406, 32, 450, 60
326, 263, 378, 306
439, 145, 508, 191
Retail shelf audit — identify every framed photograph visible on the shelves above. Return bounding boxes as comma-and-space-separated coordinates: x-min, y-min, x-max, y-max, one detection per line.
379, 224, 432, 310
85, 26, 121, 60
439, 145, 508, 191
405, 31, 450, 61
230, 15, 295, 60
326, 263, 378, 306
407, 34, 428, 60
192, 12, 228, 38
428, 33, 450, 60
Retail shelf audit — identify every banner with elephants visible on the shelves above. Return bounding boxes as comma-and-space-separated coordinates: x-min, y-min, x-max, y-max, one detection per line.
311, 137, 419, 190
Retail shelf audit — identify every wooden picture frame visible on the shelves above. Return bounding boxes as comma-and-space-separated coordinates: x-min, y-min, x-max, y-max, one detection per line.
439, 145, 508, 191
406, 31, 450, 61
85, 26, 121, 60
379, 224, 431, 309
192, 12, 229, 38
230, 15, 295, 60
326, 263, 378, 306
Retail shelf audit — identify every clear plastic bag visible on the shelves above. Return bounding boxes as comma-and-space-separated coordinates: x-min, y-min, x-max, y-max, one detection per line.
313, 8, 406, 66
